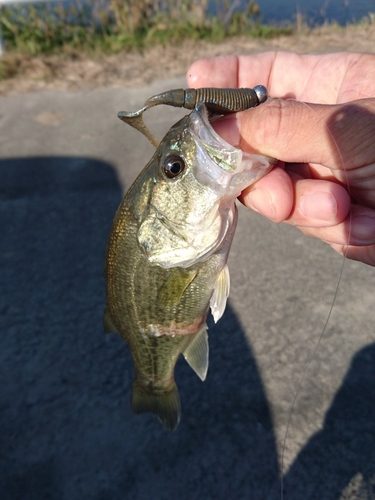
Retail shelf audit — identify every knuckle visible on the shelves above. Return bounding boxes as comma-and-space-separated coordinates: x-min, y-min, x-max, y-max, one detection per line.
242, 99, 296, 154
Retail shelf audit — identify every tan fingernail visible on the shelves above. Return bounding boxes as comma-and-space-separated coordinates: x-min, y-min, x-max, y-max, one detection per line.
300, 192, 337, 221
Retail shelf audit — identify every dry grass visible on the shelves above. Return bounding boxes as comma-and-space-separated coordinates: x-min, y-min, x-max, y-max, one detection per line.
1, 22, 375, 96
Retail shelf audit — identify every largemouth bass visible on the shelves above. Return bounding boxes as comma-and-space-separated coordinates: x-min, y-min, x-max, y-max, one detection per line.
104, 103, 274, 430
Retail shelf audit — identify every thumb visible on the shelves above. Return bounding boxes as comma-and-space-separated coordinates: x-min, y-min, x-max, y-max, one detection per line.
214, 98, 375, 210
214, 98, 359, 176
212, 98, 354, 225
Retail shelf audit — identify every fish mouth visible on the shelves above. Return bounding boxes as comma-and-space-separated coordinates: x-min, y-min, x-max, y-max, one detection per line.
191, 103, 276, 197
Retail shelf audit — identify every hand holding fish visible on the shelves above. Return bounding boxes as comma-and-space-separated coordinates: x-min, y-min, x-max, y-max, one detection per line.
187, 51, 375, 266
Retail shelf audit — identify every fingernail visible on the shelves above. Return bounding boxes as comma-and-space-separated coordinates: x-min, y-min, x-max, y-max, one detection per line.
299, 192, 337, 221
245, 188, 275, 220
351, 215, 375, 243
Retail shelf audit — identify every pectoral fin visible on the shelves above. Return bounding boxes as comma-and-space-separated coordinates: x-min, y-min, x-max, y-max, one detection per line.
210, 264, 230, 323
159, 268, 198, 308
103, 306, 118, 334
183, 325, 209, 381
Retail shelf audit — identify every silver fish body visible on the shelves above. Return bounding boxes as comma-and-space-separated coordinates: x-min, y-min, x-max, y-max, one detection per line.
104, 104, 274, 430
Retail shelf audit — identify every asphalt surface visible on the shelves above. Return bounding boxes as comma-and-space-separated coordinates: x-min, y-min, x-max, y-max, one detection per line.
1, 78, 375, 500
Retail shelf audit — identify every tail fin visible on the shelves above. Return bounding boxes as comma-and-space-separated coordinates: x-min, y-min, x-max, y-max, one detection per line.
131, 380, 181, 431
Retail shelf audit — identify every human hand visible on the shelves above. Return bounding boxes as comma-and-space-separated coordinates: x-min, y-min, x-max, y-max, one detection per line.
187, 52, 375, 266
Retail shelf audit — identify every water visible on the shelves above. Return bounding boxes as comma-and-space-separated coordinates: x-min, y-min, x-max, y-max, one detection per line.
1, 0, 374, 27
248, 0, 375, 26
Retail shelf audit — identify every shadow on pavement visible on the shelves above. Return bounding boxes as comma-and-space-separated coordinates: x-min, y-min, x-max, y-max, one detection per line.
0, 156, 279, 499
271, 343, 375, 500
0, 157, 374, 499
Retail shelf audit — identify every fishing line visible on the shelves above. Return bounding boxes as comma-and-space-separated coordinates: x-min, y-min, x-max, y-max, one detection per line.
279, 101, 352, 500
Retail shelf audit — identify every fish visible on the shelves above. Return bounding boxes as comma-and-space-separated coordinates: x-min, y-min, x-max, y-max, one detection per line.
104, 103, 274, 430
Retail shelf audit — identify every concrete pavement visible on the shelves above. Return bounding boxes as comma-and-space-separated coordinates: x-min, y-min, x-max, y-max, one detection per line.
0, 79, 374, 499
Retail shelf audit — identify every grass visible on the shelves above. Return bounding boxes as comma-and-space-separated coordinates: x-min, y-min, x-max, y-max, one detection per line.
0, 0, 293, 80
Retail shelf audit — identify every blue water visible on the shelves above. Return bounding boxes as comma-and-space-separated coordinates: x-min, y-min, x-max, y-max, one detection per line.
249, 0, 375, 26
77, 0, 375, 27
11, 0, 375, 27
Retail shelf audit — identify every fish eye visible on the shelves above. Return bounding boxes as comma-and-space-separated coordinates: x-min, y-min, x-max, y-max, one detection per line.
163, 156, 185, 179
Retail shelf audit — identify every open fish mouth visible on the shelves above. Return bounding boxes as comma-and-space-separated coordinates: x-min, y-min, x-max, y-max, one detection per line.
190, 103, 275, 197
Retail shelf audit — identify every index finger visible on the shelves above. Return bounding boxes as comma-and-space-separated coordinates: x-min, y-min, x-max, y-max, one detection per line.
186, 52, 375, 103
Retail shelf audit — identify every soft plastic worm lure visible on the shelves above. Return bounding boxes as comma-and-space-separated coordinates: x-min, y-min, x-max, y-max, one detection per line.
118, 86, 268, 147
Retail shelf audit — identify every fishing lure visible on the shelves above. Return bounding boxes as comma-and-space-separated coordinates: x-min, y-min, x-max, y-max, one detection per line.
118, 86, 268, 147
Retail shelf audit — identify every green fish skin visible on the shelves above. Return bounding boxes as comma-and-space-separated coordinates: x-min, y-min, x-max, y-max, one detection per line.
104, 105, 273, 430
